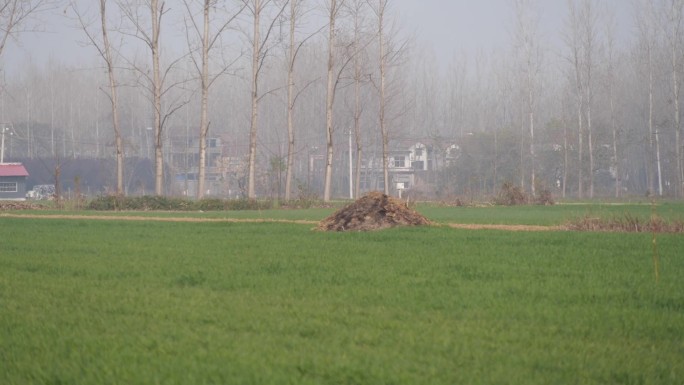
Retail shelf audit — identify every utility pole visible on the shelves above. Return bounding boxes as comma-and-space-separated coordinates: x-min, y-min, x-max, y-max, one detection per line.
1, 125, 12, 163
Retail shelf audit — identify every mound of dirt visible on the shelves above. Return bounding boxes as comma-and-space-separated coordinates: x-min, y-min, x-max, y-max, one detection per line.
317, 191, 431, 231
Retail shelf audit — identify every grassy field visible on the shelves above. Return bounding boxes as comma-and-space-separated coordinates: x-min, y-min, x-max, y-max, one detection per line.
418, 201, 684, 225
1, 207, 683, 384
7, 200, 684, 226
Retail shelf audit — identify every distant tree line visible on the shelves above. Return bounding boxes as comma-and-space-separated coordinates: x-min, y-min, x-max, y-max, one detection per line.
1, 0, 684, 200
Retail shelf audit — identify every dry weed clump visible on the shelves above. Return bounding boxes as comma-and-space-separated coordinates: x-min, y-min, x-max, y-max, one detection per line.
565, 214, 684, 234
494, 182, 528, 206
0, 201, 45, 211
493, 182, 555, 206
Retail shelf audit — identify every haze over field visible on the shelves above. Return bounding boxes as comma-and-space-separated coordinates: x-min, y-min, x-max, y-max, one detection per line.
0, 1, 680, 200
5, 0, 631, 72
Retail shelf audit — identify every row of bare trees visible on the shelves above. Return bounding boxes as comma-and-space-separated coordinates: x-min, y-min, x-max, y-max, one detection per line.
3, 0, 684, 199
413, 0, 684, 199
56, 0, 400, 201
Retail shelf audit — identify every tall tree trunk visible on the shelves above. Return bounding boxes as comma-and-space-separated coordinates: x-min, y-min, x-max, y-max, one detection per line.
100, 0, 124, 196
527, 72, 536, 197
671, 0, 684, 197
26, 90, 32, 159
520, 98, 525, 191
248, 0, 261, 200
563, 119, 568, 198
378, 0, 389, 195
655, 127, 663, 196
584, 0, 595, 199
577, 98, 583, 199
493, 128, 498, 192
606, 16, 620, 199
566, 0, 586, 199
587, 99, 593, 198
285, 0, 296, 201
648, 41, 659, 195
323, 0, 337, 202
352, 0, 364, 199
675, 33, 683, 197
514, 0, 541, 197
151, 0, 164, 196
353, 49, 363, 199
609, 75, 619, 198
197, 0, 211, 199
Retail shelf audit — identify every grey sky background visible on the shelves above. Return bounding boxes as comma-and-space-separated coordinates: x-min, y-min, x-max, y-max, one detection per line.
4, 1, 633, 75
393, 0, 632, 66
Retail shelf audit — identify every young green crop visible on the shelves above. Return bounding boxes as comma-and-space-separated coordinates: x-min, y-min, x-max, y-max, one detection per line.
9, 200, 684, 227
1, 217, 683, 384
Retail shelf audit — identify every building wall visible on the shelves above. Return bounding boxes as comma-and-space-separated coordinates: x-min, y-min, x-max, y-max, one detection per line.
0, 176, 27, 200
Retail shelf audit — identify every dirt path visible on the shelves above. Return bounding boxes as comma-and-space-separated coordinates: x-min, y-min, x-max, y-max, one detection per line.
0, 213, 564, 232
444, 223, 563, 232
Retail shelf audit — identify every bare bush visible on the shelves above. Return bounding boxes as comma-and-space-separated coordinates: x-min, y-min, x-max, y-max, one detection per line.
494, 182, 528, 206
565, 214, 684, 233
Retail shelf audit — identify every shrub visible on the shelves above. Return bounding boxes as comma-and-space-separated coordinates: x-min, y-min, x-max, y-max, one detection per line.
293, 182, 321, 208
196, 198, 227, 211
494, 182, 528, 206
88, 195, 125, 210
224, 199, 272, 210
565, 214, 684, 233
534, 186, 555, 206
88, 195, 273, 211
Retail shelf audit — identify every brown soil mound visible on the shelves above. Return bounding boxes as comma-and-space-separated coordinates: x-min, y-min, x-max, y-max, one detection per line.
317, 191, 431, 231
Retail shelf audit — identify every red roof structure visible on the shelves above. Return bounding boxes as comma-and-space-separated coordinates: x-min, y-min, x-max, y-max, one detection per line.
0, 163, 29, 177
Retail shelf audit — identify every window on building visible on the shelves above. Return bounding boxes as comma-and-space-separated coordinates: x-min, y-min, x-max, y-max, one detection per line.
0, 182, 18, 192
415, 148, 423, 157
393, 156, 405, 167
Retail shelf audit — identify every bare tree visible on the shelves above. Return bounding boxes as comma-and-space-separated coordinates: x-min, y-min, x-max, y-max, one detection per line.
581, 0, 599, 198
635, 0, 663, 196
70, 0, 125, 196
605, 8, 620, 198
322, 0, 343, 201
247, 0, 263, 200
284, 0, 322, 201
118, 0, 190, 196
377, 0, 389, 195
513, 0, 543, 196
182, 0, 244, 199
564, 0, 600, 198
0, 0, 55, 60
244, 0, 288, 200
365, 0, 391, 194
284, 0, 300, 201
661, 0, 684, 197
366, 0, 407, 196
0, 0, 57, 166
147, 0, 165, 195
566, 2, 583, 198
349, 0, 370, 199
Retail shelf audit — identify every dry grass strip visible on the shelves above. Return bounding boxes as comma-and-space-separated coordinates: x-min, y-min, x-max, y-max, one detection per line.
1, 213, 566, 232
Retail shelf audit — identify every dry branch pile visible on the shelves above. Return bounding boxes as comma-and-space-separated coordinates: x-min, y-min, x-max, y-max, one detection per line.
0, 201, 44, 211
316, 191, 430, 232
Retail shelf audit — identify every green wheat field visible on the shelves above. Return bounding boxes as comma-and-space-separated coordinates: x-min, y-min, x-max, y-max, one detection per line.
1, 203, 683, 384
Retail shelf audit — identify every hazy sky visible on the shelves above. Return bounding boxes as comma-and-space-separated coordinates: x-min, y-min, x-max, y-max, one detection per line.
4, 0, 632, 75
393, 0, 632, 66
395, 0, 512, 59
